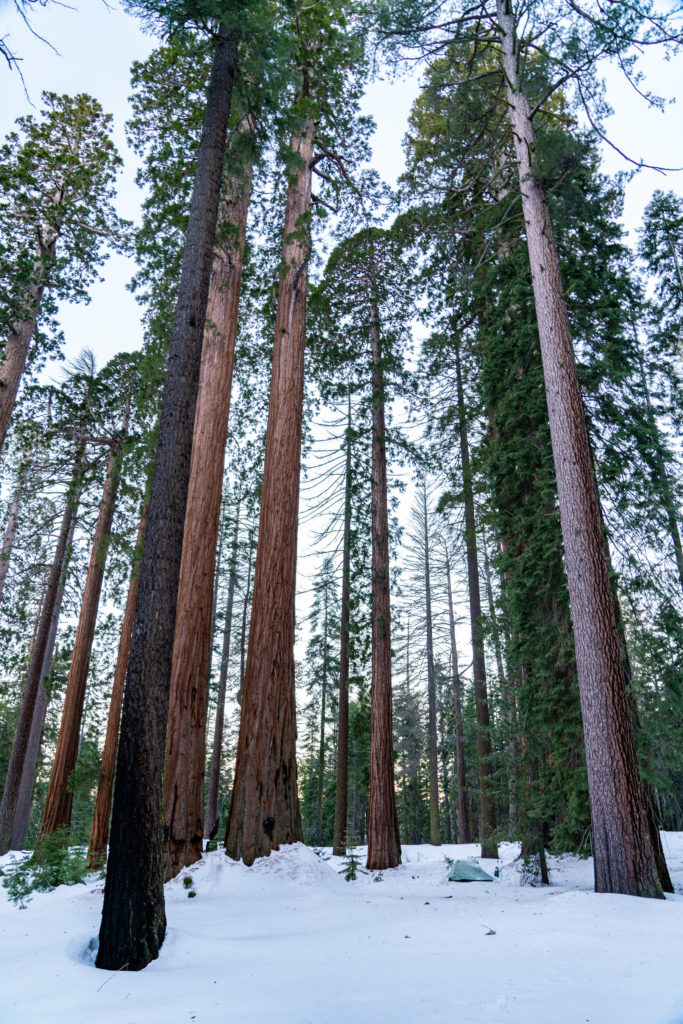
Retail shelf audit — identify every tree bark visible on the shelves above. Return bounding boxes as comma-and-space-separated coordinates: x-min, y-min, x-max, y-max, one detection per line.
40, 444, 123, 837
87, 503, 148, 869
439, 678, 453, 844
422, 480, 441, 846
444, 545, 470, 844
366, 270, 401, 871
0, 470, 24, 605
96, 33, 239, 972
10, 509, 76, 850
0, 458, 82, 854
224, 120, 314, 866
0, 249, 52, 458
315, 582, 329, 846
454, 336, 498, 858
332, 399, 352, 856
496, 0, 660, 897
204, 497, 241, 842
236, 529, 255, 706
482, 538, 517, 829
163, 154, 252, 881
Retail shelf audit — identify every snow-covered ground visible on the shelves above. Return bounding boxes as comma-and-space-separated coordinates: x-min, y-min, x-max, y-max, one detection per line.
1, 834, 682, 1024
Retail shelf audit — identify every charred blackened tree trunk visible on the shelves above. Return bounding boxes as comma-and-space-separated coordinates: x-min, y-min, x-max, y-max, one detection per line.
496, 0, 660, 898
444, 544, 470, 844
332, 399, 352, 856
96, 33, 239, 972
204, 497, 241, 842
41, 441, 124, 838
422, 480, 441, 846
0, 455, 83, 854
87, 502, 148, 869
454, 337, 497, 858
163, 155, 252, 882
366, 260, 401, 871
224, 120, 314, 865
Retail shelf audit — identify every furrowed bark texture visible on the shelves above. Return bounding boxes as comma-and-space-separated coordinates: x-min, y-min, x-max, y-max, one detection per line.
0, 463, 82, 854
423, 482, 441, 846
332, 400, 352, 856
41, 448, 122, 837
497, 0, 660, 898
445, 547, 470, 844
454, 338, 498, 859
366, 286, 401, 871
10, 512, 75, 850
224, 121, 314, 866
87, 503, 148, 869
163, 161, 251, 881
204, 498, 240, 842
96, 34, 238, 972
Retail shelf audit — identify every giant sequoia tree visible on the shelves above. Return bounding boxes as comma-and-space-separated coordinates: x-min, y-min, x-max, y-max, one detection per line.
97, 2, 245, 971
225, 0, 368, 865
0, 92, 125, 456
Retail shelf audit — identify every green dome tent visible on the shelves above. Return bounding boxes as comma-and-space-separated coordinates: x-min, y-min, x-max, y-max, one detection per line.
447, 859, 494, 882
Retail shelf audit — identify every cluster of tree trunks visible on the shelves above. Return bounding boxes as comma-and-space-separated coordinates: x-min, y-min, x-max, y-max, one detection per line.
224, 119, 314, 865
163, 150, 252, 882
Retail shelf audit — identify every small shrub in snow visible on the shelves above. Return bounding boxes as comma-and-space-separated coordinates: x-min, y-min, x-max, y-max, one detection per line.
339, 849, 367, 882
1, 829, 88, 907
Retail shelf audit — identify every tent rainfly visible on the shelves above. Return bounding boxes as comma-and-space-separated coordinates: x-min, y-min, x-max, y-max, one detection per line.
447, 860, 494, 882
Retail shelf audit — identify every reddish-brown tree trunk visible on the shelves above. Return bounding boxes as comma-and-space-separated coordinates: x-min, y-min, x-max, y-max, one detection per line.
0, 458, 83, 854
454, 337, 498, 858
422, 480, 441, 846
366, 282, 401, 871
236, 529, 255, 706
97, 34, 239, 971
224, 121, 314, 865
10, 510, 76, 850
444, 545, 470, 844
204, 497, 241, 842
497, 0, 660, 897
332, 399, 352, 856
0, 251, 51, 458
163, 161, 251, 881
87, 503, 148, 869
40, 446, 122, 837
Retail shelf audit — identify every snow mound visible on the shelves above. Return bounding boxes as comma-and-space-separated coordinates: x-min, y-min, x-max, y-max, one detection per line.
167, 842, 345, 900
